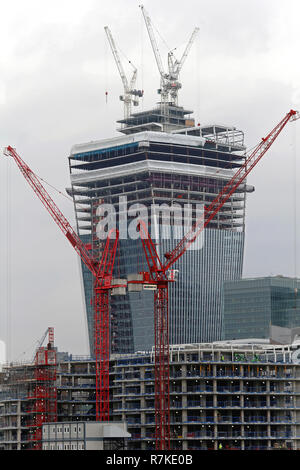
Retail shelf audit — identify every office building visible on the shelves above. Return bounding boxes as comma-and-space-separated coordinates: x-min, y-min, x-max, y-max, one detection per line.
68, 103, 254, 354
42, 421, 130, 450
223, 276, 300, 340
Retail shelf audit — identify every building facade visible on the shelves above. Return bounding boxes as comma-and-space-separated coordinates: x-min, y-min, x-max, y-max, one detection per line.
1, 341, 300, 450
223, 276, 300, 340
68, 103, 253, 354
42, 421, 130, 450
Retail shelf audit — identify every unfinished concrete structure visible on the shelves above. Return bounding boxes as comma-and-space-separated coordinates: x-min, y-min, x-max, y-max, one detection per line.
1, 340, 300, 450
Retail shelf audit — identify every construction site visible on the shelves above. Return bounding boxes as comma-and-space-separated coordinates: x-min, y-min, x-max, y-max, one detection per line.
0, 3, 300, 452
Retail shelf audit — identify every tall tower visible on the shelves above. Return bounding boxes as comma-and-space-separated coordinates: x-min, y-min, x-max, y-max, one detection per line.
68, 110, 254, 354
67, 10, 254, 355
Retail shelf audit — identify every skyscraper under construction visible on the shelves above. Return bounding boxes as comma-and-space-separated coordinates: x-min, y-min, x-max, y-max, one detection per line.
67, 8, 254, 355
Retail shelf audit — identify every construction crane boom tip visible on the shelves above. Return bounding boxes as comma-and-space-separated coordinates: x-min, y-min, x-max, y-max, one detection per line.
290, 110, 300, 121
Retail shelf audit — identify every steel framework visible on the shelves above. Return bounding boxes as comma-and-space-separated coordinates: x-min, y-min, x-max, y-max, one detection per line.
94, 229, 119, 421
26, 327, 57, 450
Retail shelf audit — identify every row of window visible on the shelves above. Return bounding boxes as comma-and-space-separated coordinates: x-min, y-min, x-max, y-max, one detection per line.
42, 442, 85, 450
43, 424, 83, 435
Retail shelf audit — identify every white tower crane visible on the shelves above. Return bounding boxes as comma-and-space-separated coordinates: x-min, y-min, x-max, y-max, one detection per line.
104, 26, 143, 120
140, 4, 199, 107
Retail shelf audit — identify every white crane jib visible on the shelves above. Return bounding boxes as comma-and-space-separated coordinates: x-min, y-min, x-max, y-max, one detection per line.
104, 26, 143, 119
140, 4, 199, 106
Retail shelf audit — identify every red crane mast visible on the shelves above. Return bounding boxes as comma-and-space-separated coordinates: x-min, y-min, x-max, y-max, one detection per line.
94, 229, 119, 421
137, 109, 299, 449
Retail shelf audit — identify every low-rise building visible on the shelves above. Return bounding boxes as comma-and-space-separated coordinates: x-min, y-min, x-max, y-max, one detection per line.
1, 340, 300, 450
42, 421, 130, 450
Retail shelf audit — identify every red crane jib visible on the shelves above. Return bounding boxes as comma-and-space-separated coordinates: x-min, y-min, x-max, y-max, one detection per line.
136, 109, 299, 450
163, 109, 299, 270
4, 146, 120, 424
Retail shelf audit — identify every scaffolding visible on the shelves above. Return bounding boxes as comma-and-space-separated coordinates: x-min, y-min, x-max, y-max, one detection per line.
26, 341, 57, 450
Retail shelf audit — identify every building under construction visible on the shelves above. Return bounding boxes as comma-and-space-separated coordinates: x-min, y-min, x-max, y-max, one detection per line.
1, 339, 300, 450
68, 9, 254, 355
1, 5, 300, 452
69, 120, 252, 355
1, 105, 299, 454
0, 328, 57, 450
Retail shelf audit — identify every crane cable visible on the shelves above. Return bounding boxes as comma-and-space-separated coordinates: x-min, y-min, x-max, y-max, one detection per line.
293, 123, 298, 280
140, 10, 144, 111
35, 172, 88, 211
291, 121, 298, 308
36, 173, 73, 203
6, 159, 12, 363
105, 29, 109, 103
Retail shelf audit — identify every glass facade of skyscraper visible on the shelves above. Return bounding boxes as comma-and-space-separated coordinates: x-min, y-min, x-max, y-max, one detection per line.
223, 276, 300, 340
68, 105, 253, 355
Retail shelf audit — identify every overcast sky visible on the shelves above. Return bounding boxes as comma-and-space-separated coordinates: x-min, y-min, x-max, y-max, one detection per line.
0, 0, 299, 362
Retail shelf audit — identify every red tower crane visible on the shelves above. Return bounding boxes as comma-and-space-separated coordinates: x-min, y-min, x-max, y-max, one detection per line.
136, 109, 299, 449
4, 108, 299, 450
3, 147, 119, 424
